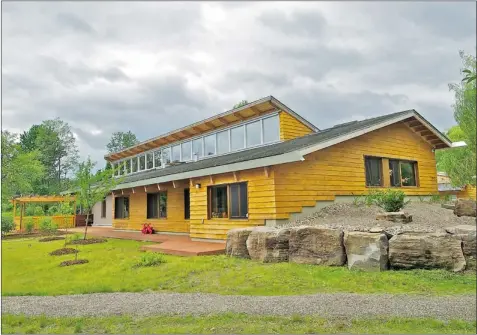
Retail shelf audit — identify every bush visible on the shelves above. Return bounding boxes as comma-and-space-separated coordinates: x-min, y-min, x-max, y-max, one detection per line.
1, 215, 15, 236
33, 206, 44, 216
25, 205, 35, 216
370, 189, 410, 212
47, 206, 58, 216
25, 218, 34, 234
134, 252, 166, 268
39, 217, 58, 235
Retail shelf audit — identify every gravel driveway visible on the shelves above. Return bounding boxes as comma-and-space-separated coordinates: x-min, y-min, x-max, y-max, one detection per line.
2, 293, 476, 321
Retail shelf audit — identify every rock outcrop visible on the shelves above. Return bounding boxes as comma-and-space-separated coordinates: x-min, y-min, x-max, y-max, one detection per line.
454, 199, 476, 217
376, 212, 412, 223
389, 232, 466, 272
445, 224, 476, 268
246, 227, 291, 263
225, 227, 255, 258
288, 227, 346, 266
344, 232, 389, 271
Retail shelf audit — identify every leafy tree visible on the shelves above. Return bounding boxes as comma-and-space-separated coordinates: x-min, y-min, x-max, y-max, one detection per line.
233, 100, 248, 109
106, 131, 139, 154
75, 157, 120, 240
1, 131, 44, 205
19, 124, 43, 152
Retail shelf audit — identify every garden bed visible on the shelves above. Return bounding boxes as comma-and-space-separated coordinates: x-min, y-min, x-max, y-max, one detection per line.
68, 238, 107, 245
39, 236, 65, 242
59, 259, 89, 267
50, 248, 79, 256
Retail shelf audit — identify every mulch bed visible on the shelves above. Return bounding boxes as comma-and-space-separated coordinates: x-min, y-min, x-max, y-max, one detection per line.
59, 259, 89, 267
39, 236, 65, 242
50, 248, 79, 256
2, 233, 43, 240
68, 238, 107, 245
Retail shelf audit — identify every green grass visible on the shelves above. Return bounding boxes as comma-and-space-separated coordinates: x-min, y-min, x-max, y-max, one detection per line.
2, 314, 476, 334
2, 238, 476, 296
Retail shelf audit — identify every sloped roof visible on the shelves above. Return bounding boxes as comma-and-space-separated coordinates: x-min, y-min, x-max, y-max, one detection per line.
114, 109, 451, 190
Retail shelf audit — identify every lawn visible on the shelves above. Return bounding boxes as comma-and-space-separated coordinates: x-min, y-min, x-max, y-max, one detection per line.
2, 237, 476, 296
2, 314, 476, 334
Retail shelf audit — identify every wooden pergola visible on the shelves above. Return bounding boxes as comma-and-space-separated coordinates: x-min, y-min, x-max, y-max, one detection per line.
12, 195, 77, 231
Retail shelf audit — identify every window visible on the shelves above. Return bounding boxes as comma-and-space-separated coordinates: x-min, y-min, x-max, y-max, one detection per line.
208, 182, 248, 219
172, 145, 181, 162
114, 197, 129, 219
246, 120, 261, 147
231, 126, 244, 151
139, 155, 146, 171
181, 141, 192, 161
390, 160, 417, 187
113, 163, 119, 176
263, 115, 280, 143
162, 148, 171, 165
217, 130, 229, 154
101, 199, 106, 218
147, 192, 167, 219
209, 185, 228, 218
118, 162, 124, 176
204, 134, 216, 156
125, 160, 131, 174
146, 153, 154, 169
230, 183, 248, 218
365, 157, 382, 187
184, 188, 190, 219
132, 158, 138, 172
192, 138, 203, 159
154, 150, 162, 168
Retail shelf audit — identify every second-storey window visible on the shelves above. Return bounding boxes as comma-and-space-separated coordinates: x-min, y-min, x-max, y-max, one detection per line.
146, 153, 154, 169
147, 192, 167, 219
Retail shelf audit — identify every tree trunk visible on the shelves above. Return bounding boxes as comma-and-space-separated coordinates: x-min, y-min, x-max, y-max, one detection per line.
58, 157, 61, 191
84, 212, 89, 240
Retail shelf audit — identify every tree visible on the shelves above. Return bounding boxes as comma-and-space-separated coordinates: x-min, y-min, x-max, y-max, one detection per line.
19, 124, 43, 152
436, 51, 476, 187
106, 131, 139, 154
1, 131, 44, 205
233, 100, 248, 109
75, 157, 120, 240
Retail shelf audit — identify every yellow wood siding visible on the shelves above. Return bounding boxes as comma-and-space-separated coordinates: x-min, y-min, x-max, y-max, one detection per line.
460, 185, 477, 200
112, 183, 189, 233
279, 111, 314, 141
189, 168, 274, 240
273, 122, 438, 219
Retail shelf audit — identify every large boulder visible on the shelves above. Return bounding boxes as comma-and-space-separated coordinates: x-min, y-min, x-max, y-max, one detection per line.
288, 227, 346, 266
246, 227, 291, 263
344, 232, 389, 271
225, 227, 255, 258
454, 199, 476, 217
445, 225, 476, 268
376, 212, 412, 223
389, 232, 466, 272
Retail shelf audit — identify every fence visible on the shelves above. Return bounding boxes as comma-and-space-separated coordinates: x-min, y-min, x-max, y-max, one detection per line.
14, 215, 76, 231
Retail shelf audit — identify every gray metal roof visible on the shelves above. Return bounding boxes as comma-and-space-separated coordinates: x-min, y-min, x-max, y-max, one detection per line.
438, 183, 463, 192
116, 109, 418, 186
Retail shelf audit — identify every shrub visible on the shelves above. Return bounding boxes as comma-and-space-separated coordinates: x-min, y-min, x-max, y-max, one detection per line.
47, 206, 58, 216
134, 252, 166, 268
370, 189, 410, 212
25, 205, 35, 216
25, 218, 35, 234
429, 194, 442, 203
33, 206, 45, 216
39, 217, 58, 235
1, 215, 15, 236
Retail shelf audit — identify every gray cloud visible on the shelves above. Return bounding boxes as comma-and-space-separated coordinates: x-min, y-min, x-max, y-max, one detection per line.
2, 2, 475, 168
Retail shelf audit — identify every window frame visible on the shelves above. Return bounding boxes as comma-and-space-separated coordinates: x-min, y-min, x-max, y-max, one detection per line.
101, 199, 107, 218
364, 156, 383, 187
392, 159, 419, 188
208, 182, 248, 220
146, 191, 168, 219
364, 155, 419, 188
114, 196, 130, 219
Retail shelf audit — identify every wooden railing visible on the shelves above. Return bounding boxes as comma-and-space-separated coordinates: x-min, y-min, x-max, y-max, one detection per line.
14, 215, 76, 231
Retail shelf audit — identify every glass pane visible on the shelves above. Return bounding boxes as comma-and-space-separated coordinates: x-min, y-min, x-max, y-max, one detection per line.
123, 197, 129, 218
162, 148, 171, 165
113, 163, 119, 176
211, 186, 228, 218
125, 160, 131, 174
159, 192, 167, 218
146, 153, 153, 169
118, 163, 124, 176
401, 162, 416, 186
231, 126, 244, 151
154, 150, 161, 168
263, 116, 280, 143
365, 157, 382, 186
246, 120, 261, 147
389, 160, 401, 187
217, 130, 230, 154
204, 134, 216, 156
192, 138, 203, 159
139, 155, 146, 170
132, 158, 138, 172
172, 145, 181, 162
239, 183, 248, 217
181, 141, 192, 161
230, 184, 239, 217
147, 193, 157, 219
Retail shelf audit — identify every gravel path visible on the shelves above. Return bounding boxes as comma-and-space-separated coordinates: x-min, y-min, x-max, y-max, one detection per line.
2, 293, 476, 321
283, 202, 476, 235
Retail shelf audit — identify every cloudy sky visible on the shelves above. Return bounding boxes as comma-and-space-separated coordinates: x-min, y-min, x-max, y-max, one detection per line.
3, 1, 475, 165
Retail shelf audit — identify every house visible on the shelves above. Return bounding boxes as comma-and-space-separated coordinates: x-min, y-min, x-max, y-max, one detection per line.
91, 193, 113, 226
104, 96, 454, 241
437, 172, 476, 200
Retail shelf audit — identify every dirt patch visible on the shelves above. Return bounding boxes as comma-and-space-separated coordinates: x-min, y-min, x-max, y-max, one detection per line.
39, 236, 65, 242
283, 202, 476, 235
49, 248, 79, 256
2, 233, 43, 240
68, 238, 107, 245
59, 259, 89, 267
